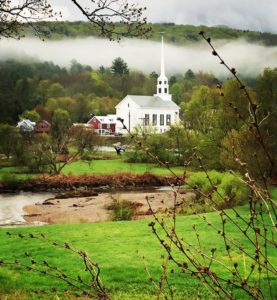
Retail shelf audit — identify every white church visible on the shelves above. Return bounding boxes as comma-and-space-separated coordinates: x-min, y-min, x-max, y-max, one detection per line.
115, 37, 180, 134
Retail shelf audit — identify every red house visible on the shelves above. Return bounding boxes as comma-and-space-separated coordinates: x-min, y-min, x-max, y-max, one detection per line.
35, 120, 51, 134
87, 115, 117, 135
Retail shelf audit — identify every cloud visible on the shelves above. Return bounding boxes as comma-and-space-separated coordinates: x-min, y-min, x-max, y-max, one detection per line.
50, 0, 277, 33
142, 0, 277, 33
0, 37, 276, 77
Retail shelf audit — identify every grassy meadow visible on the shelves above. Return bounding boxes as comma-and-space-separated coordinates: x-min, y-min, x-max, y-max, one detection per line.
0, 202, 276, 299
0, 157, 185, 182
62, 160, 184, 176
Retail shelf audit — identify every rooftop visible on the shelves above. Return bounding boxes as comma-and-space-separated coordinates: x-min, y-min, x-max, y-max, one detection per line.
117, 95, 180, 109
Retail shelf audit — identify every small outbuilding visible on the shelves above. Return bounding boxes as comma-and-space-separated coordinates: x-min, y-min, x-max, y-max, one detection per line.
35, 120, 51, 134
87, 115, 118, 135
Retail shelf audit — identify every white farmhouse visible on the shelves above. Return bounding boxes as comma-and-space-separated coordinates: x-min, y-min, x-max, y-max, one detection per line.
17, 119, 36, 132
115, 37, 180, 134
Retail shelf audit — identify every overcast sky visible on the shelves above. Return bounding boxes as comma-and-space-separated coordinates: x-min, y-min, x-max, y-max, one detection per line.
50, 0, 277, 33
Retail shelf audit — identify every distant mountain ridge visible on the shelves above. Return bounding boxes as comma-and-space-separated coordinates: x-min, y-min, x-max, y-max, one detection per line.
24, 22, 277, 46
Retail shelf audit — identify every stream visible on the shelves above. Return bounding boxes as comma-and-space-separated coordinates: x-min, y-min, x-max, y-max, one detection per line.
0, 192, 54, 227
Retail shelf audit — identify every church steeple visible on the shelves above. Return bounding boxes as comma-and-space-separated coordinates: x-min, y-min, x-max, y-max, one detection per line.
160, 36, 165, 77
155, 36, 172, 101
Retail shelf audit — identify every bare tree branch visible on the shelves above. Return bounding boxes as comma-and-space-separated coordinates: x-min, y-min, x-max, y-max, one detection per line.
0, 0, 151, 40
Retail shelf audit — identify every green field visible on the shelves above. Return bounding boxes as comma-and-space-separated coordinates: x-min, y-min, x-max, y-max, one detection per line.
0, 159, 185, 182
0, 203, 276, 299
0, 166, 36, 181
62, 160, 184, 176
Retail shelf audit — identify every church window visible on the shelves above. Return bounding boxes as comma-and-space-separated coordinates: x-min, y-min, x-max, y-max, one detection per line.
128, 103, 130, 108
145, 114, 150, 126
160, 114, 164, 126
166, 114, 171, 125
164, 88, 168, 93
159, 81, 162, 84
164, 81, 167, 84
152, 114, 157, 126
159, 88, 162, 93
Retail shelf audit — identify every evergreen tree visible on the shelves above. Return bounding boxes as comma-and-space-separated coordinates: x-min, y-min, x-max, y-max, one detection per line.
111, 57, 129, 75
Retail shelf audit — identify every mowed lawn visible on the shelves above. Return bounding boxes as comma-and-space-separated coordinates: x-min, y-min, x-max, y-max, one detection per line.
0, 204, 276, 299
62, 160, 185, 176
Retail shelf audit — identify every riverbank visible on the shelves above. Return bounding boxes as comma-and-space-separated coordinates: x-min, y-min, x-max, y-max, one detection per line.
23, 189, 195, 224
0, 173, 183, 193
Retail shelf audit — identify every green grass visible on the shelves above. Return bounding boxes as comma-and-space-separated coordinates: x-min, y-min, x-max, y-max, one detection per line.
0, 166, 36, 181
0, 157, 184, 182
62, 160, 184, 176
0, 204, 276, 299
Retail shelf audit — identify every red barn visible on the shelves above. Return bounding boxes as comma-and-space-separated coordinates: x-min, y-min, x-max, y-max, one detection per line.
35, 120, 51, 134
87, 115, 117, 135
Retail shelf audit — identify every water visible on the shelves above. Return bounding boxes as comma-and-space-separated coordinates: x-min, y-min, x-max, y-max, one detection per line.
0, 192, 53, 227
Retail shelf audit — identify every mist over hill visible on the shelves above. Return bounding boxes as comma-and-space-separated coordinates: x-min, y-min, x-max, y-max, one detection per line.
0, 36, 276, 77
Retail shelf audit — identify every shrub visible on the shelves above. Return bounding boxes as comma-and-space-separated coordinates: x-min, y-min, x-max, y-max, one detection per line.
212, 173, 249, 209
187, 171, 249, 208
187, 171, 213, 193
126, 134, 175, 164
80, 150, 94, 161
125, 148, 148, 163
208, 170, 222, 185
107, 201, 133, 221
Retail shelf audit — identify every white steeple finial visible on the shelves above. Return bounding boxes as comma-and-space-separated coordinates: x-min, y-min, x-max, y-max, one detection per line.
161, 36, 165, 77
154, 36, 172, 101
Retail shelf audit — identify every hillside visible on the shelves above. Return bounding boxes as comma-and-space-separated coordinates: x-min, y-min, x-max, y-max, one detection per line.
25, 22, 277, 46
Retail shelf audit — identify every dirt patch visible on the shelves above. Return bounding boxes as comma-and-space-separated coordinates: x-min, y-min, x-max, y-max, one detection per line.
23, 190, 195, 225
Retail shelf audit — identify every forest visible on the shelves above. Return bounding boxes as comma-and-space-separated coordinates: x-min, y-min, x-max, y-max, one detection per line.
22, 21, 277, 46
1, 58, 275, 125
0, 57, 220, 124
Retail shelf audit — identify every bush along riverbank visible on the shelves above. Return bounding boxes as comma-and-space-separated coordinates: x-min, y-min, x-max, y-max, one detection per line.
0, 173, 183, 193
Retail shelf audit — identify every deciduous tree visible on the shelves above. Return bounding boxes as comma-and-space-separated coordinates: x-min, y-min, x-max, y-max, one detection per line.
0, 124, 20, 158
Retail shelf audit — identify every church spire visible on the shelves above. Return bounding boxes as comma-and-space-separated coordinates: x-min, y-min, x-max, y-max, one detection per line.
154, 36, 172, 101
160, 36, 165, 77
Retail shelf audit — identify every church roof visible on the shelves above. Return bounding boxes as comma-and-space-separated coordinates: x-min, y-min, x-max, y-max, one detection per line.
122, 95, 180, 109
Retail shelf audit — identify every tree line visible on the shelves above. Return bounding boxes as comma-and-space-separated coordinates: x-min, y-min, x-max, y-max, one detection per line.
23, 22, 277, 46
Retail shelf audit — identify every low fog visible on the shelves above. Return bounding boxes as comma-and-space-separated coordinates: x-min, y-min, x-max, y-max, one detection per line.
0, 37, 276, 77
